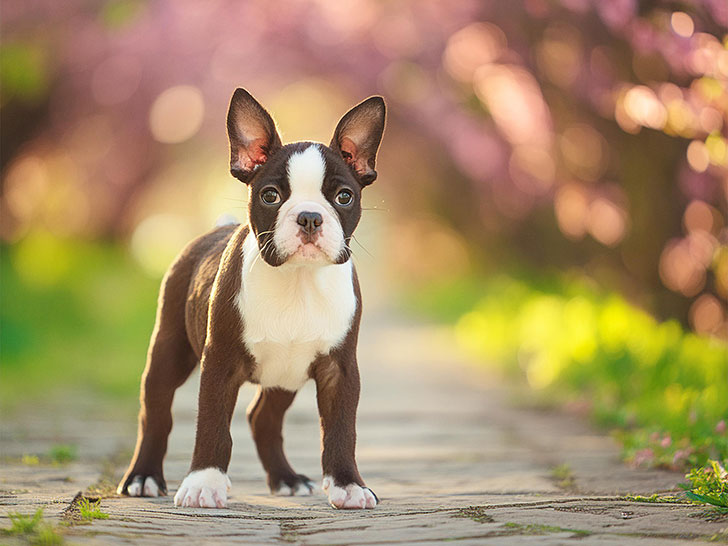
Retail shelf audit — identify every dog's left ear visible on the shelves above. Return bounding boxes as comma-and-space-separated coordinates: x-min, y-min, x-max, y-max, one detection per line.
227, 88, 282, 183
330, 96, 386, 187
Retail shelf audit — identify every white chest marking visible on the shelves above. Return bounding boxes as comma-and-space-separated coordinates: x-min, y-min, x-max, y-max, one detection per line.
237, 233, 356, 391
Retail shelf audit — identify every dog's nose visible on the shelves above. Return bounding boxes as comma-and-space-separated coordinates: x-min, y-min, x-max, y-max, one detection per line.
297, 211, 323, 234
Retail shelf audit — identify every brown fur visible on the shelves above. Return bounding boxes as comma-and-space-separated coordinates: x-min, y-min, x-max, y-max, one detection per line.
119, 88, 384, 505
118, 223, 367, 495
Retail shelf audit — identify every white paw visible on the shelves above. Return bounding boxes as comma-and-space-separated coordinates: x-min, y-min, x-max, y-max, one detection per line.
275, 481, 315, 496
126, 476, 160, 497
173, 468, 232, 508
322, 476, 377, 509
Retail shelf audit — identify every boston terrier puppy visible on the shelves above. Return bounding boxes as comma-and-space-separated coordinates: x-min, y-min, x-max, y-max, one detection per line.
117, 88, 385, 510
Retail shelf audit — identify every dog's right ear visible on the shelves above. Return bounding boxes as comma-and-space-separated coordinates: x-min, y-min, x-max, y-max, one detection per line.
227, 88, 282, 183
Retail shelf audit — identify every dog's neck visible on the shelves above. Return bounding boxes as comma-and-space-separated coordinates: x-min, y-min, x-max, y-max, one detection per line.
236, 229, 357, 390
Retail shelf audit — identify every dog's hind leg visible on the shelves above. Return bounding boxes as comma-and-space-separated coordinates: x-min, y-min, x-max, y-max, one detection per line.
247, 387, 315, 496
117, 270, 198, 497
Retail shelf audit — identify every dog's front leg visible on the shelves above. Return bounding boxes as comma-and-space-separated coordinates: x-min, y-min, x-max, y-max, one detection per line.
313, 357, 377, 509
173, 345, 245, 508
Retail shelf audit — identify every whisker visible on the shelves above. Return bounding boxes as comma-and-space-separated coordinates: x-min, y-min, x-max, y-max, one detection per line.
351, 235, 374, 258
250, 236, 277, 272
248, 236, 273, 273
255, 230, 275, 243
248, 246, 261, 272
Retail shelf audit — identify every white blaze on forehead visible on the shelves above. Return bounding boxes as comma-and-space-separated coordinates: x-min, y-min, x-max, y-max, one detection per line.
286, 144, 326, 199
272, 143, 345, 262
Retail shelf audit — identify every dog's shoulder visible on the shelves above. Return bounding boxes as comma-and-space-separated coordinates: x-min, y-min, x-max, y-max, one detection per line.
178, 223, 248, 355
185, 224, 245, 277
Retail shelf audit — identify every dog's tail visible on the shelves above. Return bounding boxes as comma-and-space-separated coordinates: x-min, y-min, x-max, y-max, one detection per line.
215, 213, 239, 227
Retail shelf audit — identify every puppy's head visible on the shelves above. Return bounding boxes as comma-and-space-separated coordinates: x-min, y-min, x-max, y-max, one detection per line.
226, 88, 385, 267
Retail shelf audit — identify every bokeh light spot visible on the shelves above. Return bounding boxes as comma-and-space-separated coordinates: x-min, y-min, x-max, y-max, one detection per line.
684, 200, 714, 234
474, 64, 551, 147
587, 197, 626, 247
687, 140, 710, 173
536, 23, 582, 88
670, 12, 694, 38
149, 85, 205, 144
659, 239, 707, 297
689, 294, 725, 337
623, 85, 667, 130
443, 22, 507, 83
130, 214, 198, 277
554, 184, 588, 240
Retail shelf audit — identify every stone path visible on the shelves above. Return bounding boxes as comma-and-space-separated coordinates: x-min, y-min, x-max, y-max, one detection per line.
1, 310, 726, 544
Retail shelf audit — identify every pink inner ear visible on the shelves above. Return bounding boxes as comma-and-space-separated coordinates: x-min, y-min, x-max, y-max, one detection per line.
240, 138, 268, 170
340, 137, 358, 165
340, 136, 371, 175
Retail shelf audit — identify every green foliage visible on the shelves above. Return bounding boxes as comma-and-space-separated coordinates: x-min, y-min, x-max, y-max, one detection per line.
3, 509, 63, 544
550, 463, 575, 489
623, 493, 683, 503
22, 455, 40, 466
407, 274, 728, 470
0, 43, 49, 104
682, 460, 728, 512
48, 445, 77, 465
100, 0, 146, 29
77, 498, 109, 521
0, 236, 160, 409
5, 509, 44, 536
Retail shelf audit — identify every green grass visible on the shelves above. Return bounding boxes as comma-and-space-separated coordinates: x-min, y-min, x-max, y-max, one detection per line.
623, 493, 683, 503
550, 463, 575, 489
77, 498, 109, 521
682, 460, 728, 513
0, 234, 160, 410
3, 509, 64, 544
404, 273, 728, 472
48, 445, 77, 465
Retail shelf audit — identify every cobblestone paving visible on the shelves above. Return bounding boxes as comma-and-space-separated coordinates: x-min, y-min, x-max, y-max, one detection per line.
2, 312, 726, 544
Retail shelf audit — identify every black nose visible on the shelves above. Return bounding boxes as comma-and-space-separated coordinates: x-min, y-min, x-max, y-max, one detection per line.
297, 211, 323, 234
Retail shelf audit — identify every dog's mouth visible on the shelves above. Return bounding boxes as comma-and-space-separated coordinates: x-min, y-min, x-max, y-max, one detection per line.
290, 241, 328, 262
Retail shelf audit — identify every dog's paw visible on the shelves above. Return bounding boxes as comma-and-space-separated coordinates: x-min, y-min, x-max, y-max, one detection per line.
173, 468, 231, 508
118, 474, 166, 497
322, 476, 377, 509
272, 474, 316, 496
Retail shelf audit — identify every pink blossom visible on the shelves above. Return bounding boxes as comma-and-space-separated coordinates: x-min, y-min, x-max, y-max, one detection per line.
660, 436, 671, 448
716, 420, 726, 434
633, 448, 654, 467
672, 449, 692, 467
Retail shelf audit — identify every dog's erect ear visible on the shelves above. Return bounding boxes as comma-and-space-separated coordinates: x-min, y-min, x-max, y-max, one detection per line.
227, 88, 282, 183
330, 96, 386, 187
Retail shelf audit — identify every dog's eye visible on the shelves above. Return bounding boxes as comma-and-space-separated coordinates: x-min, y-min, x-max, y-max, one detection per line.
261, 188, 281, 205
335, 189, 353, 206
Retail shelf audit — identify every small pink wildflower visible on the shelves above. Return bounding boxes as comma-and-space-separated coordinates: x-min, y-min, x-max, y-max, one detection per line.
716, 420, 726, 434
633, 448, 654, 467
660, 435, 671, 448
672, 448, 692, 467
